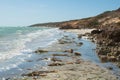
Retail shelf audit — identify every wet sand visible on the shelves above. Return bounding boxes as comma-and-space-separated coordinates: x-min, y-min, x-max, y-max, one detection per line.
16, 29, 118, 80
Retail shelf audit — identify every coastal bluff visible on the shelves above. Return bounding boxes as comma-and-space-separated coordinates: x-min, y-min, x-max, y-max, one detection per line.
29, 8, 120, 29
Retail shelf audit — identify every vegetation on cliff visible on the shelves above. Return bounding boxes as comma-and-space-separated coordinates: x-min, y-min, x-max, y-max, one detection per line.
30, 8, 120, 29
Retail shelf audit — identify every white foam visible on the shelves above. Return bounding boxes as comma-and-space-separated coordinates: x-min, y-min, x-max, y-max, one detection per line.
0, 28, 63, 72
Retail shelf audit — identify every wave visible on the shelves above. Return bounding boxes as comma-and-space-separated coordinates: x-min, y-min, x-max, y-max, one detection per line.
0, 27, 63, 72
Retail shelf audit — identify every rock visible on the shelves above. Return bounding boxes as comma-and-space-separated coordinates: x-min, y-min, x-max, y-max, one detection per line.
75, 59, 81, 64
91, 29, 103, 34
48, 62, 64, 66
39, 73, 47, 77
77, 42, 83, 46
74, 52, 81, 56
22, 71, 39, 76
117, 62, 120, 68
107, 67, 113, 70
27, 68, 32, 70
66, 62, 74, 64
5, 78, 10, 80
52, 54, 68, 56
64, 49, 73, 53
36, 58, 49, 61
117, 55, 120, 61
58, 40, 65, 44
99, 55, 108, 62
114, 51, 120, 56
26, 60, 33, 62
34, 49, 48, 53
22, 70, 57, 77
77, 34, 82, 38
108, 56, 117, 62
51, 57, 62, 62
108, 29, 120, 42
98, 48, 110, 55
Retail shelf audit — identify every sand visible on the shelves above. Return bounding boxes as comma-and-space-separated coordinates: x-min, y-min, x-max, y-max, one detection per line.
63, 29, 95, 34
17, 29, 118, 80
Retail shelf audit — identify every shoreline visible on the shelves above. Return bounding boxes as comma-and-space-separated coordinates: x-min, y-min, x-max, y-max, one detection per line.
16, 29, 118, 80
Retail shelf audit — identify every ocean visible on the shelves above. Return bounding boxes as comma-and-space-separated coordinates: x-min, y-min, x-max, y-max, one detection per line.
0, 26, 63, 78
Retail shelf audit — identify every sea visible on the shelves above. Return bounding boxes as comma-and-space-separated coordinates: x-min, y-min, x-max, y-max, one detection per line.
0, 26, 120, 79
0, 26, 63, 79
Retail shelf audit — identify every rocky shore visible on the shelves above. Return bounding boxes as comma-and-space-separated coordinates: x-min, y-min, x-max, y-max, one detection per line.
24, 8, 120, 80
14, 29, 118, 80
90, 23, 120, 68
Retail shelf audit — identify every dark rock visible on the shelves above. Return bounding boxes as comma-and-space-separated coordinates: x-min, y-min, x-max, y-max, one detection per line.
51, 57, 62, 62
108, 29, 120, 42
27, 68, 32, 70
91, 29, 103, 34
74, 52, 81, 56
107, 67, 113, 70
108, 56, 117, 62
99, 55, 108, 62
22, 71, 39, 76
5, 78, 10, 80
48, 62, 64, 66
26, 60, 33, 62
98, 48, 110, 55
77, 42, 83, 46
58, 40, 65, 44
34, 49, 48, 53
58, 39, 73, 44
22, 70, 57, 77
114, 51, 120, 56
52, 54, 68, 56
36, 58, 49, 61
64, 49, 73, 53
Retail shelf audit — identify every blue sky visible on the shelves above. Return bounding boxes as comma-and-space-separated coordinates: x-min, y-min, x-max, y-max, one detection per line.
0, 0, 120, 26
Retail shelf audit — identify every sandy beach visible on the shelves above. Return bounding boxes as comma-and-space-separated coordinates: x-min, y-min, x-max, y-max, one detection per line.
15, 29, 118, 80
63, 29, 95, 35
0, 1, 120, 80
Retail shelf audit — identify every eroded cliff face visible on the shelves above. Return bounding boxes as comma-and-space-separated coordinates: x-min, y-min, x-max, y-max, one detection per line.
59, 8, 120, 29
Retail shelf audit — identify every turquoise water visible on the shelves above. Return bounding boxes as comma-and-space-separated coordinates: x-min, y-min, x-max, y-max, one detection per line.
0, 27, 63, 74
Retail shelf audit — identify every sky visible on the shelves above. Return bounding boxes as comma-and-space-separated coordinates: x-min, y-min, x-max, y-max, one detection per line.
0, 0, 120, 26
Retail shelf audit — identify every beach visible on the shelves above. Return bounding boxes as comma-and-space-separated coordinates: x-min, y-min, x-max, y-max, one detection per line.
14, 28, 119, 80
0, 0, 120, 80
